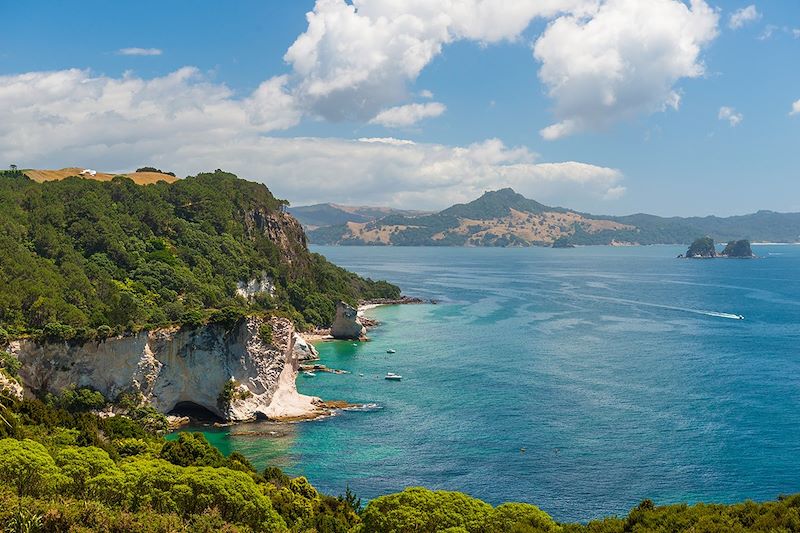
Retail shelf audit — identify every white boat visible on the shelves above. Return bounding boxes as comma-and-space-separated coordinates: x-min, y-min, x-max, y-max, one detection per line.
386, 349, 396, 354
303, 371, 316, 377
385, 373, 402, 381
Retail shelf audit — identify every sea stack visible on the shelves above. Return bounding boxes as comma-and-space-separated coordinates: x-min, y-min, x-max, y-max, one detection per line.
331, 301, 366, 340
720, 239, 756, 258
684, 237, 717, 258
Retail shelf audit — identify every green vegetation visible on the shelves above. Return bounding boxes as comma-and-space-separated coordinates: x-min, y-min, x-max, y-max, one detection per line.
0, 170, 399, 340
1, 394, 800, 531
135, 166, 176, 177
722, 239, 755, 258
552, 236, 575, 248
685, 236, 717, 258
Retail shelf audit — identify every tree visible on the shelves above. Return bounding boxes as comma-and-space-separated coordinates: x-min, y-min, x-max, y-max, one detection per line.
0, 438, 62, 497
55, 446, 118, 499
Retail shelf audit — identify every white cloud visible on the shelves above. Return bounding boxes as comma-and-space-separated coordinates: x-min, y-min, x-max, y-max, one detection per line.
793, 28, 800, 39
757, 24, 777, 40
419, 89, 434, 99
284, 0, 596, 122
0, 68, 300, 165
0, 68, 623, 210
117, 47, 163, 56
728, 5, 760, 29
790, 100, 800, 116
534, 0, 719, 140
718, 106, 743, 127
369, 102, 446, 127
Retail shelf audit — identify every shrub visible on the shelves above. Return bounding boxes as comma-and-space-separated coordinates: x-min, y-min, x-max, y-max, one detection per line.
0, 350, 21, 377
259, 322, 273, 345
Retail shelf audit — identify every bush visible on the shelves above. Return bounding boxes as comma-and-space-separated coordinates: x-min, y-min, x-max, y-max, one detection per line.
0, 327, 8, 345
0, 350, 21, 377
259, 322, 273, 345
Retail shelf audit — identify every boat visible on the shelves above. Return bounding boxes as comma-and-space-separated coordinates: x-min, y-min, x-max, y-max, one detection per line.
385, 373, 402, 381
737, 315, 745, 320
386, 349, 396, 354
303, 371, 316, 377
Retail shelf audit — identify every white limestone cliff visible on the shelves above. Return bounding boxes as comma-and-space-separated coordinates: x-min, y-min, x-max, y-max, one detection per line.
7, 316, 320, 421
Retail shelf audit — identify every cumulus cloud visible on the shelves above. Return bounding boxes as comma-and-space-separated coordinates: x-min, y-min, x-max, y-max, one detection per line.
0, 68, 300, 166
283, 0, 718, 138
791, 100, 800, 116
117, 47, 163, 56
728, 5, 760, 29
284, 0, 596, 122
534, 0, 719, 140
369, 102, 446, 127
0, 68, 623, 210
718, 106, 743, 127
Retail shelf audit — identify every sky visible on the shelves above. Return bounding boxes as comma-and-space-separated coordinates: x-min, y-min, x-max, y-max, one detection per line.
0, 0, 798, 216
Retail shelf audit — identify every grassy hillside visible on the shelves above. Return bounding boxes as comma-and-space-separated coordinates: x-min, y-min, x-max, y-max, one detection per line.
0, 169, 398, 341
23, 167, 179, 186
308, 188, 800, 247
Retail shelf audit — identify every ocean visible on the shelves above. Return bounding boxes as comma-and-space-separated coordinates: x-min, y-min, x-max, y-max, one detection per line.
189, 244, 800, 522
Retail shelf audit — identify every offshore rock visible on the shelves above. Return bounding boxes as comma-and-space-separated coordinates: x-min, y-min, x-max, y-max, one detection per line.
9, 317, 319, 421
331, 301, 366, 340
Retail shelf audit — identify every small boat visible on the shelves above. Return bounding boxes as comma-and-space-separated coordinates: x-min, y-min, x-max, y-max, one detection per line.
385, 373, 402, 381
737, 315, 745, 320
303, 371, 316, 377
386, 349, 396, 354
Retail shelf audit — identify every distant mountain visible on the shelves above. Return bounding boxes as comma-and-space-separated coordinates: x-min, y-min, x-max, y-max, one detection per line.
288, 203, 432, 229
305, 188, 800, 246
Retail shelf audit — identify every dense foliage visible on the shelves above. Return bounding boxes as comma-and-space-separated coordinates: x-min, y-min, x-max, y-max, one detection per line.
0, 170, 399, 339
1, 392, 799, 532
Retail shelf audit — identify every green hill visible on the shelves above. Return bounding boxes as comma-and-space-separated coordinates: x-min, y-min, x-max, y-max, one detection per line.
0, 169, 398, 341
307, 188, 800, 246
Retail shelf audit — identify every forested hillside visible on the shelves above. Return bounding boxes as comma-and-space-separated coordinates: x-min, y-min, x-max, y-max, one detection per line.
0, 169, 398, 341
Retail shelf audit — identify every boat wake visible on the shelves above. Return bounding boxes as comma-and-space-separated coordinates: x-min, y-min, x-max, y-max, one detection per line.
573, 293, 744, 320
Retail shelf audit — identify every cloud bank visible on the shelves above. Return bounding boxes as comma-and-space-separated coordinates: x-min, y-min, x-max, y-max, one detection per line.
0, 68, 623, 210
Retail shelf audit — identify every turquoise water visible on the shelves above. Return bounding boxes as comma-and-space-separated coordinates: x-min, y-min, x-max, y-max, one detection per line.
184, 245, 800, 522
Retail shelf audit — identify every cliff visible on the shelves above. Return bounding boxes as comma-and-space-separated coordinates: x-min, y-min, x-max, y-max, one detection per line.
7, 316, 320, 422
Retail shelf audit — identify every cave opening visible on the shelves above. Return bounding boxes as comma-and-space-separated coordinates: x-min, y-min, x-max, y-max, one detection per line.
169, 401, 223, 422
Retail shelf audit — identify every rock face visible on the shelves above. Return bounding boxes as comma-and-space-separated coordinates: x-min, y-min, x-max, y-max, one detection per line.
292, 333, 319, 361
721, 239, 755, 258
0, 372, 23, 401
331, 301, 366, 340
685, 237, 717, 258
236, 272, 275, 300
8, 317, 317, 421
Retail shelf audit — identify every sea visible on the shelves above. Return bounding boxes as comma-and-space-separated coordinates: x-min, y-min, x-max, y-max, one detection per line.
185, 244, 800, 522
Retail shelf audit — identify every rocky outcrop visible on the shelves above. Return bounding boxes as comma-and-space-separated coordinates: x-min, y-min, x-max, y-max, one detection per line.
721, 239, 755, 258
236, 272, 275, 300
8, 317, 320, 421
292, 333, 319, 361
684, 237, 717, 258
331, 301, 366, 340
0, 372, 23, 401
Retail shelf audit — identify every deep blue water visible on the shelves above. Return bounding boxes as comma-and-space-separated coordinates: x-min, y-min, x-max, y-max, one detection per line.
191, 245, 800, 522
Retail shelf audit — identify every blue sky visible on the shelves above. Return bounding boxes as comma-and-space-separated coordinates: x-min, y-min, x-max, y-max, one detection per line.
1, 0, 798, 216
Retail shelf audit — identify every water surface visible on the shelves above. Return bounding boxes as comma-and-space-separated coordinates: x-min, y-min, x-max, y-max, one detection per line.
186, 245, 800, 521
